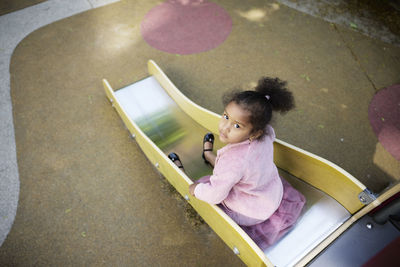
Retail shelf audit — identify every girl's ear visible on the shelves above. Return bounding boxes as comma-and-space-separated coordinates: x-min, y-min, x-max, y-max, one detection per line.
250, 130, 263, 141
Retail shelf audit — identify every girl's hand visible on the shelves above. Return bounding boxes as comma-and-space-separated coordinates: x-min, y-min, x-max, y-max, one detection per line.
189, 183, 198, 196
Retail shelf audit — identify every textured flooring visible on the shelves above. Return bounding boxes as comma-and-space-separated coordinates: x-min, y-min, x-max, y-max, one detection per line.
0, 0, 399, 266
0, 0, 120, 250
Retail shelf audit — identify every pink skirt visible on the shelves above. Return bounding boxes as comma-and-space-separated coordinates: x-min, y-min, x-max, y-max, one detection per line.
197, 176, 306, 250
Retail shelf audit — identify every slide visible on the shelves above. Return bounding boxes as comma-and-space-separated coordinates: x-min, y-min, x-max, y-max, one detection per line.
103, 60, 394, 266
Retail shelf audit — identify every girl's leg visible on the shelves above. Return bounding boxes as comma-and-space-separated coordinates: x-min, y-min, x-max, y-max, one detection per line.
218, 203, 264, 226
197, 175, 211, 183
203, 141, 216, 167
168, 152, 185, 171
203, 133, 216, 167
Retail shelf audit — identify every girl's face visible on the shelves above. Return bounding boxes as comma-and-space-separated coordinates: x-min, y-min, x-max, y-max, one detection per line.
218, 102, 255, 144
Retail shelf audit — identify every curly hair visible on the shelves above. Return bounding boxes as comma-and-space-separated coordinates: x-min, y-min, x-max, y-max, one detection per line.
222, 77, 295, 139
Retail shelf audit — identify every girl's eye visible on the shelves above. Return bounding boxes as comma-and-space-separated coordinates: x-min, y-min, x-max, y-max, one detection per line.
223, 114, 228, 120
234, 124, 240, 129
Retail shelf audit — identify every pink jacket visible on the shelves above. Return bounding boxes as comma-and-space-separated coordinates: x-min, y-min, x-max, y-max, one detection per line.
194, 125, 283, 220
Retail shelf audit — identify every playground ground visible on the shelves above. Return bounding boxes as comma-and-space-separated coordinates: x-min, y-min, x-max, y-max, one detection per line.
0, 0, 399, 265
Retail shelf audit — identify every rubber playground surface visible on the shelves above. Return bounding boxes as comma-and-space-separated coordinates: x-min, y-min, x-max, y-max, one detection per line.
0, 0, 399, 265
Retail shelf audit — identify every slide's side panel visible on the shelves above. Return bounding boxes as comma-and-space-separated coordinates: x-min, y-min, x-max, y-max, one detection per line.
148, 60, 220, 134
273, 140, 365, 214
147, 60, 365, 214
103, 79, 273, 267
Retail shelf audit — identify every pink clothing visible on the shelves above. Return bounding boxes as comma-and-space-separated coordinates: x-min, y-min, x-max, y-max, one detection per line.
197, 175, 266, 226
194, 125, 306, 249
194, 125, 283, 220
198, 176, 306, 250
241, 178, 305, 250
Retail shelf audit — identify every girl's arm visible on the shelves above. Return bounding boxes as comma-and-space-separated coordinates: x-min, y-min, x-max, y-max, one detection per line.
193, 149, 244, 204
203, 151, 216, 167
193, 171, 241, 204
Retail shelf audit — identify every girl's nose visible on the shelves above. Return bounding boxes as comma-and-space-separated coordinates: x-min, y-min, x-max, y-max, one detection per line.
220, 120, 229, 132
223, 123, 231, 133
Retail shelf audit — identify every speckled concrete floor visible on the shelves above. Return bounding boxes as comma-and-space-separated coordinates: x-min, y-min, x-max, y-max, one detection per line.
0, 0, 120, 249
0, 0, 399, 266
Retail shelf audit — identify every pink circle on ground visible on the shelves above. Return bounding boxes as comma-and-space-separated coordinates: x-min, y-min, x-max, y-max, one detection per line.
141, 0, 232, 55
368, 84, 400, 161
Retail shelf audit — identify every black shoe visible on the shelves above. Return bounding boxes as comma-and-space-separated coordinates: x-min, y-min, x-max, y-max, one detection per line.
202, 133, 214, 164
168, 152, 184, 169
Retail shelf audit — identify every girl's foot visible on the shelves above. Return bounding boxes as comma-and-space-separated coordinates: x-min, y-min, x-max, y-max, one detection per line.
168, 152, 184, 169
202, 133, 214, 164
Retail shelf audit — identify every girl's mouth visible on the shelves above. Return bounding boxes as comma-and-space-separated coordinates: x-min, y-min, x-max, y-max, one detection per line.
219, 131, 227, 139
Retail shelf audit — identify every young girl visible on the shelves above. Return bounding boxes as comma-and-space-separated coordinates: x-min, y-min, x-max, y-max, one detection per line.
168, 77, 305, 250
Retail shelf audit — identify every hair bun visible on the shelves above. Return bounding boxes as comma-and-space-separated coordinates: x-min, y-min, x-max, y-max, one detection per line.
255, 77, 294, 113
